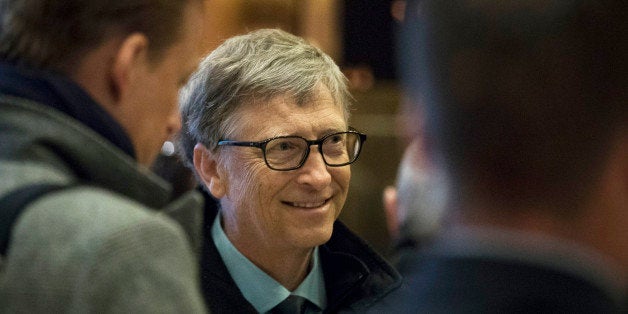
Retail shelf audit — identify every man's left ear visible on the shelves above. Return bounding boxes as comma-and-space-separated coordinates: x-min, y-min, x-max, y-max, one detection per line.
109, 33, 149, 103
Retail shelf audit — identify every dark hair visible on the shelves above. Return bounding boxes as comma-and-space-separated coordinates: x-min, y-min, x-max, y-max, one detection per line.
0, 0, 198, 73
400, 0, 627, 212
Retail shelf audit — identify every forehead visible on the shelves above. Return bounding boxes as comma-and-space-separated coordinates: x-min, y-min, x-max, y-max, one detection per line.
230, 86, 347, 139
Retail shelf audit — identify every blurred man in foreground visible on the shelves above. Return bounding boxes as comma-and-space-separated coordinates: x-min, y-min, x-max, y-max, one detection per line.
380, 0, 628, 312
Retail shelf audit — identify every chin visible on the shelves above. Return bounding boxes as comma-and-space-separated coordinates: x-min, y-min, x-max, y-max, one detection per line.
291, 223, 335, 248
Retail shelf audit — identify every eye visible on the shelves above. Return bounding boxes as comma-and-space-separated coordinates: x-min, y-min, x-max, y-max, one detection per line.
278, 141, 294, 151
328, 134, 344, 144
267, 138, 301, 153
323, 133, 348, 157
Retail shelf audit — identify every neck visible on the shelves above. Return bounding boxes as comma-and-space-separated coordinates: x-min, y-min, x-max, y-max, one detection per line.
257, 247, 313, 291
69, 37, 124, 112
222, 219, 314, 291
451, 204, 569, 236
451, 194, 628, 287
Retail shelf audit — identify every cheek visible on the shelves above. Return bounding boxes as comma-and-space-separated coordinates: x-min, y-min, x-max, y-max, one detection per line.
248, 164, 292, 226
334, 167, 352, 193
334, 168, 352, 213
225, 158, 270, 210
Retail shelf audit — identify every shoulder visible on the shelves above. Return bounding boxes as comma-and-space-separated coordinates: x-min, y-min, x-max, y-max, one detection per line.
2, 186, 205, 312
16, 185, 192, 261
25, 185, 180, 232
380, 253, 622, 313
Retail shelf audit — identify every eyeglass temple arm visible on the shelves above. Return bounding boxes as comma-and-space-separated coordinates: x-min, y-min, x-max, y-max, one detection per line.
217, 140, 264, 148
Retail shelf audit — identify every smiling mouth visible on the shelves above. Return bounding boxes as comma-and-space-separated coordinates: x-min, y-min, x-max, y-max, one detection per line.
283, 198, 329, 209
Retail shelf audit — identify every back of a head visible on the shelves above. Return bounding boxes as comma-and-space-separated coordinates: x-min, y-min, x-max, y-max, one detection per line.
0, 0, 196, 74
178, 28, 351, 172
400, 0, 627, 212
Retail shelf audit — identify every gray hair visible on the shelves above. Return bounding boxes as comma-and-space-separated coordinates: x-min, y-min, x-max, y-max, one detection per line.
177, 28, 351, 170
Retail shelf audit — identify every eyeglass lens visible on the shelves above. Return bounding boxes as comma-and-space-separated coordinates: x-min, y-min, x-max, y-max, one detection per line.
264, 133, 361, 170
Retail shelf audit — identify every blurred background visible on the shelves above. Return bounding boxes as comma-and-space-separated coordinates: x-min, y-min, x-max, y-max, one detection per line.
194, 0, 412, 256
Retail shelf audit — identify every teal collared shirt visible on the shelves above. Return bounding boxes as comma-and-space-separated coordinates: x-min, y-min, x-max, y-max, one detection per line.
212, 213, 327, 313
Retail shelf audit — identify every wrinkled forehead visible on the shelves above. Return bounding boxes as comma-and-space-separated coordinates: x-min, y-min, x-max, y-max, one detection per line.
222, 86, 348, 139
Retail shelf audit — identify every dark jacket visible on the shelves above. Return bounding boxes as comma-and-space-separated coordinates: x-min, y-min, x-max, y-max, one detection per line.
374, 253, 625, 314
368, 238, 627, 314
200, 195, 401, 313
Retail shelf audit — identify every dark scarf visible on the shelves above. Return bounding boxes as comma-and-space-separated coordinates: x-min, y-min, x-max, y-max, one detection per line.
0, 61, 135, 158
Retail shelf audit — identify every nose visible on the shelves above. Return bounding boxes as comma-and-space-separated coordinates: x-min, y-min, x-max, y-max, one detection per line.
295, 146, 332, 189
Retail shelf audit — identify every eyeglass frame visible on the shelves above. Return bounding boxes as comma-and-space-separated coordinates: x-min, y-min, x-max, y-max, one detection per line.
217, 129, 367, 171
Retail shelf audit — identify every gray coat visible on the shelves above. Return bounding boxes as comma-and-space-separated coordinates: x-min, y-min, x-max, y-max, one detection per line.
0, 95, 207, 313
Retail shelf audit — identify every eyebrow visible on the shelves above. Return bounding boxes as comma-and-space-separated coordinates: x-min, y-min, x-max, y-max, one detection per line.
287, 128, 350, 140
250, 124, 348, 141
319, 127, 349, 136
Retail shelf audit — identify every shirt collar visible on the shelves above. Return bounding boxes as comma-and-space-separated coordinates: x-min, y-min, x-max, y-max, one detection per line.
211, 212, 327, 313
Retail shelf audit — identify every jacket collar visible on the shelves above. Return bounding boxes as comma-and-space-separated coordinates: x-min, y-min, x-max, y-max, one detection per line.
200, 196, 257, 313
0, 61, 135, 158
321, 221, 402, 312
0, 93, 169, 208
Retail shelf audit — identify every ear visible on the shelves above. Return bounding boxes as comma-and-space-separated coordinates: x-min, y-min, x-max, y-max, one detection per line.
194, 143, 227, 199
383, 185, 399, 239
616, 132, 628, 205
109, 33, 149, 103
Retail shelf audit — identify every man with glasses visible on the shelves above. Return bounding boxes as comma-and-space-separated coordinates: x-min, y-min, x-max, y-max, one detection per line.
178, 29, 401, 313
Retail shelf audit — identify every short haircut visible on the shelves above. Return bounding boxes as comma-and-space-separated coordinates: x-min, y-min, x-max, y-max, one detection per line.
400, 0, 627, 212
0, 0, 198, 73
178, 28, 351, 171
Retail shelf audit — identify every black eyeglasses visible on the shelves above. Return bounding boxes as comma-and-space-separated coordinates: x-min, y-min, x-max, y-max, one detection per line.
217, 130, 367, 171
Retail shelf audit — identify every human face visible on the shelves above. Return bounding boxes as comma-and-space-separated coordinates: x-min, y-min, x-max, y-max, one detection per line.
216, 87, 351, 252
130, 2, 205, 166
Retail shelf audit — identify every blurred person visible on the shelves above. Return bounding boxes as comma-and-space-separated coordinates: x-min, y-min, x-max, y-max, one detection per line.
374, 0, 628, 312
0, 0, 207, 312
382, 138, 447, 274
151, 140, 199, 199
178, 29, 401, 313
